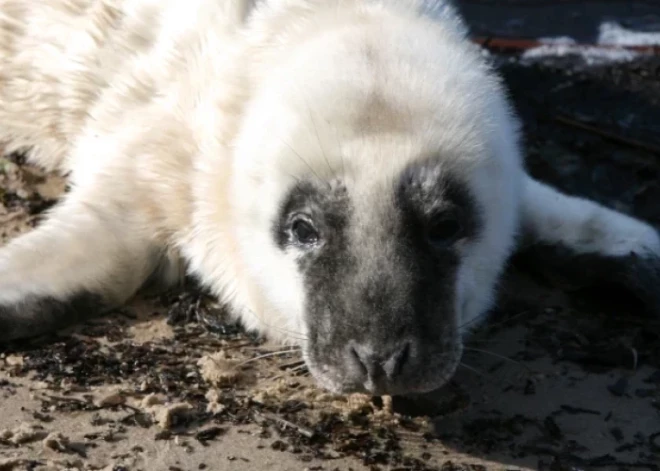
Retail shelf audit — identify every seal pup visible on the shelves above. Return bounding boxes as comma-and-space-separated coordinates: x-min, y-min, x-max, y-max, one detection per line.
0, 0, 658, 395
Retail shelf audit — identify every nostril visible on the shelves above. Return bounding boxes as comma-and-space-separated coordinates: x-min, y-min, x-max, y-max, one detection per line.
346, 341, 414, 387
349, 344, 368, 376
386, 341, 411, 380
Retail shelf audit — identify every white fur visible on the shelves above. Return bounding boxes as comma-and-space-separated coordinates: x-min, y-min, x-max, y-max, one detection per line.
522, 176, 660, 257
0, 0, 658, 361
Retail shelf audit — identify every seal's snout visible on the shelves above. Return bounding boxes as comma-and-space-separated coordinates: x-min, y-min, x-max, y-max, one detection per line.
343, 339, 415, 394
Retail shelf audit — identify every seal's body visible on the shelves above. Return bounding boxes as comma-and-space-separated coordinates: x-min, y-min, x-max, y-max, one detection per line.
1, 0, 658, 396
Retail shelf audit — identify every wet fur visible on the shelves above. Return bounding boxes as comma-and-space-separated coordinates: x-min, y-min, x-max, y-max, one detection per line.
1, 0, 659, 395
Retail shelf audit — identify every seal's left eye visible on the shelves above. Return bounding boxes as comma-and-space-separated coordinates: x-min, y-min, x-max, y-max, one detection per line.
426, 211, 463, 247
291, 217, 319, 246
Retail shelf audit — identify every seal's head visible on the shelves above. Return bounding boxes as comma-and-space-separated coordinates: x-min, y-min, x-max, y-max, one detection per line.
228, 9, 522, 395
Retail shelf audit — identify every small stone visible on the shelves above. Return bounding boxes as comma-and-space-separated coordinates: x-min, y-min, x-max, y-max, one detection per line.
153, 402, 194, 430
0, 423, 48, 445
610, 427, 624, 442
141, 393, 164, 408
197, 351, 241, 387
30, 381, 51, 391
204, 389, 225, 415
4, 355, 24, 374
607, 377, 629, 397
0, 458, 29, 470
43, 432, 70, 452
93, 386, 126, 407
381, 395, 393, 414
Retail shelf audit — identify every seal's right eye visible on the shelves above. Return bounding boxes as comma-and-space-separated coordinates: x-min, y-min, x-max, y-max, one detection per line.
291, 216, 319, 246
425, 209, 464, 248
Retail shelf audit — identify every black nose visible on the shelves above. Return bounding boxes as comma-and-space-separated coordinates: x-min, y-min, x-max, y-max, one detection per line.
345, 340, 412, 393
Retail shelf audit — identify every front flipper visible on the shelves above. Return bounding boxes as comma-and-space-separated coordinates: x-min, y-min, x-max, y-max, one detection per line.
0, 292, 107, 341
0, 195, 160, 342
514, 175, 660, 315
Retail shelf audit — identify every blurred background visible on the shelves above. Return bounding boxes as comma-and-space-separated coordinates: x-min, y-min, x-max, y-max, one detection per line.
445, 0, 660, 230
456, 0, 660, 43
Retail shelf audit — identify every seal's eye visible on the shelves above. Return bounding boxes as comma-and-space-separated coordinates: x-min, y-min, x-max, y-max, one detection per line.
291, 216, 319, 246
426, 211, 463, 247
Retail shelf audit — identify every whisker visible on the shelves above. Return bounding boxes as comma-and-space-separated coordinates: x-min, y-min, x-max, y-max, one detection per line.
457, 311, 491, 332
281, 139, 328, 188
333, 125, 348, 184
459, 362, 485, 378
270, 361, 309, 382
458, 308, 533, 334
303, 94, 334, 177
239, 348, 302, 367
463, 347, 533, 372
459, 362, 518, 388
461, 337, 512, 346
281, 169, 303, 185
290, 364, 310, 376
279, 359, 306, 370
241, 308, 310, 342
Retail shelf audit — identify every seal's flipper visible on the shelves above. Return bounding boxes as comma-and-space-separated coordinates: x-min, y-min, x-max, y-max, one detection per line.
515, 175, 660, 315
0, 193, 159, 341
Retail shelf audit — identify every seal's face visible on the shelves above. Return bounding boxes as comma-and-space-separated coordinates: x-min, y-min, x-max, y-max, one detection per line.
270, 160, 481, 395
229, 18, 522, 395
